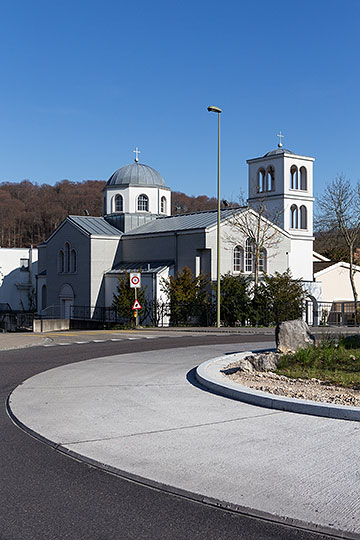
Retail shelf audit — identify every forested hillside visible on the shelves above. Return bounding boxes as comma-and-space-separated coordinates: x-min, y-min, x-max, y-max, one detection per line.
0, 180, 222, 248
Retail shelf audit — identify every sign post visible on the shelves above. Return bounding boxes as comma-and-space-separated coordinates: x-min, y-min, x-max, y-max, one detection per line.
130, 273, 141, 327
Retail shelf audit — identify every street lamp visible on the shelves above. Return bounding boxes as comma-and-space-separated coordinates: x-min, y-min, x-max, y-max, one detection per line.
207, 105, 222, 328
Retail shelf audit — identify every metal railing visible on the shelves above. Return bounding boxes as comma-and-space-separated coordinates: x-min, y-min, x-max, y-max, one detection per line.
36, 300, 360, 328
304, 300, 360, 327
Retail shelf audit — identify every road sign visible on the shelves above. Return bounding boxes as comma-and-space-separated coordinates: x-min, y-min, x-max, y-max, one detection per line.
130, 272, 141, 288
132, 299, 142, 310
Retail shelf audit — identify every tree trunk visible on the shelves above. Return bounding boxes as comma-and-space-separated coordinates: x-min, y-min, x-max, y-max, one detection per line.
349, 247, 359, 325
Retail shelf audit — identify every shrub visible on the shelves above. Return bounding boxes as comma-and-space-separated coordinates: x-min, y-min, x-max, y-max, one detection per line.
220, 273, 250, 326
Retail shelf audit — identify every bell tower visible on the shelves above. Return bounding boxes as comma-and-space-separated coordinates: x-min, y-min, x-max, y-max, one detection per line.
246, 135, 315, 281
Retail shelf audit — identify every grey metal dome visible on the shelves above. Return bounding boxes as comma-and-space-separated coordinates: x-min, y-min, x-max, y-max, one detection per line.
107, 163, 166, 187
264, 148, 294, 157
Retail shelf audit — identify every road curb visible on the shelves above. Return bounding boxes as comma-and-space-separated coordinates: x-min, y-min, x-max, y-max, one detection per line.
196, 352, 360, 422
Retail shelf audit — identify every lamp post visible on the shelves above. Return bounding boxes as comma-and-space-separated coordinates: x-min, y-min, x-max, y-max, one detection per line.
207, 105, 222, 328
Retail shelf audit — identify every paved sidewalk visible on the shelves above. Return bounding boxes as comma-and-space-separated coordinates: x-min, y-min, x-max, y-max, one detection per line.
9, 341, 360, 538
0, 332, 48, 350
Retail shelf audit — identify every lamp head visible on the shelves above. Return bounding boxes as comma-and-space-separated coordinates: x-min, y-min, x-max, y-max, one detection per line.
207, 106, 222, 113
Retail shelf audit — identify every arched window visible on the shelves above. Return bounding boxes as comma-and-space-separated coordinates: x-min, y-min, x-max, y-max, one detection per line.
257, 169, 266, 193
161, 196, 167, 213
290, 204, 298, 229
114, 194, 123, 212
300, 205, 307, 229
233, 246, 244, 272
290, 165, 298, 189
71, 249, 77, 273
266, 166, 275, 191
259, 249, 267, 273
41, 285, 47, 311
138, 194, 149, 211
300, 167, 307, 190
245, 238, 254, 272
58, 250, 64, 273
64, 242, 71, 273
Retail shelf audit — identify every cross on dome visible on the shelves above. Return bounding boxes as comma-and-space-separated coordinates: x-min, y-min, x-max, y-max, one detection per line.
277, 131, 284, 148
133, 147, 141, 163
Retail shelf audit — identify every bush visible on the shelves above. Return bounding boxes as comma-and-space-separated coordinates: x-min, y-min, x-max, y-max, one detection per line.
220, 273, 250, 326
161, 267, 212, 326
112, 270, 147, 326
250, 270, 306, 326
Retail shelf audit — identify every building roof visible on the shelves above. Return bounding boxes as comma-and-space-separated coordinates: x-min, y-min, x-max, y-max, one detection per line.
313, 261, 336, 274
124, 208, 242, 236
107, 261, 173, 274
264, 147, 294, 157
68, 216, 122, 237
106, 162, 166, 188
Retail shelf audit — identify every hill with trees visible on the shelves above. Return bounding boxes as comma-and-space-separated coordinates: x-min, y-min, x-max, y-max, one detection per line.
0, 179, 227, 248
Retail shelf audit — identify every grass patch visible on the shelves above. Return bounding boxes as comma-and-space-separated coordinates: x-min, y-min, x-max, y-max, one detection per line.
276, 337, 360, 389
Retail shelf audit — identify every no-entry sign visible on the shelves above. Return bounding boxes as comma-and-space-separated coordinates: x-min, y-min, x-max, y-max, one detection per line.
130, 272, 141, 288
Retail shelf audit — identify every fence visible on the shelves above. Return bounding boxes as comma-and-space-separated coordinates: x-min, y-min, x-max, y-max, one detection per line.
304, 300, 360, 327
36, 300, 360, 328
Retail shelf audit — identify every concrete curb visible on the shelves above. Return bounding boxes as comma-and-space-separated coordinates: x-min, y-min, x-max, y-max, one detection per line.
196, 352, 360, 422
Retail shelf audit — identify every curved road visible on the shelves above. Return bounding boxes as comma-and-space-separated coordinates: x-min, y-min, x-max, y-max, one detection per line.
0, 334, 347, 539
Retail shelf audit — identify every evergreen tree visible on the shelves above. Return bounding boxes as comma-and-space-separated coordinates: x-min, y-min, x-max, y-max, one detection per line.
220, 273, 250, 326
161, 267, 211, 326
112, 270, 146, 325
251, 270, 305, 326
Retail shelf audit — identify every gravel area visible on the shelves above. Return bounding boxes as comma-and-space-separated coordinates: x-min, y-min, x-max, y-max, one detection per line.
223, 359, 360, 407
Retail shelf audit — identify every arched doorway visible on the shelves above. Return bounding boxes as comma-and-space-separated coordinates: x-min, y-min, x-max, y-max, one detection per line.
59, 283, 74, 319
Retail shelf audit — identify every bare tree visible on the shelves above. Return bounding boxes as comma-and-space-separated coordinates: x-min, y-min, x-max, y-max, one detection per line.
227, 199, 283, 289
317, 175, 360, 322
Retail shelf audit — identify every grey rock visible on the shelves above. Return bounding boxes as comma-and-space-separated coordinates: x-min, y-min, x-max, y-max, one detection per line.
250, 351, 280, 371
276, 319, 314, 354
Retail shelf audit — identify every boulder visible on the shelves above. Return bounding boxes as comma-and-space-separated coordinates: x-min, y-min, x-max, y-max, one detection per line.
276, 319, 314, 354
250, 351, 280, 371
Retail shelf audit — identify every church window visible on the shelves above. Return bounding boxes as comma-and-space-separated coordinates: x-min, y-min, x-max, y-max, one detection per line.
114, 194, 123, 212
65, 242, 71, 273
290, 204, 298, 228
259, 249, 267, 273
138, 194, 149, 211
233, 246, 244, 272
300, 205, 307, 229
290, 166, 298, 190
71, 249, 77, 273
58, 250, 64, 273
161, 196, 167, 213
257, 169, 266, 193
266, 166, 275, 192
245, 238, 254, 272
300, 167, 307, 190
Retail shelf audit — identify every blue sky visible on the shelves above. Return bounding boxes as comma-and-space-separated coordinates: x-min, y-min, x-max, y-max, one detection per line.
1, 0, 359, 201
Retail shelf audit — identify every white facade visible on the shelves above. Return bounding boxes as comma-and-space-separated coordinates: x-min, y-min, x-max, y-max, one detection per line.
314, 262, 360, 302
247, 147, 314, 281
104, 185, 171, 216
0, 247, 38, 310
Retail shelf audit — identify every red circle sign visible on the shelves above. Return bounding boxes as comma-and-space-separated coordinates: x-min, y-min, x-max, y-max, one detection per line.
131, 275, 140, 285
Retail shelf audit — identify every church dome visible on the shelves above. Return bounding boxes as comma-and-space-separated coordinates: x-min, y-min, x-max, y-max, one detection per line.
107, 163, 166, 187
264, 147, 294, 157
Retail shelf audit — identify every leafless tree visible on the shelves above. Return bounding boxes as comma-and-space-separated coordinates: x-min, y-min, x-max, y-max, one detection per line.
227, 199, 283, 289
317, 175, 360, 322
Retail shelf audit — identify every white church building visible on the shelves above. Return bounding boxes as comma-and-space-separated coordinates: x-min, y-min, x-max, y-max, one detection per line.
35, 141, 358, 323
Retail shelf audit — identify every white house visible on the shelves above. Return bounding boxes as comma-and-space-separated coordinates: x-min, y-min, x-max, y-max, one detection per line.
0, 247, 38, 311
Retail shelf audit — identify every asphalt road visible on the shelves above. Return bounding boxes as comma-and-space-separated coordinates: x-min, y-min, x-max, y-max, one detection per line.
0, 334, 342, 540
